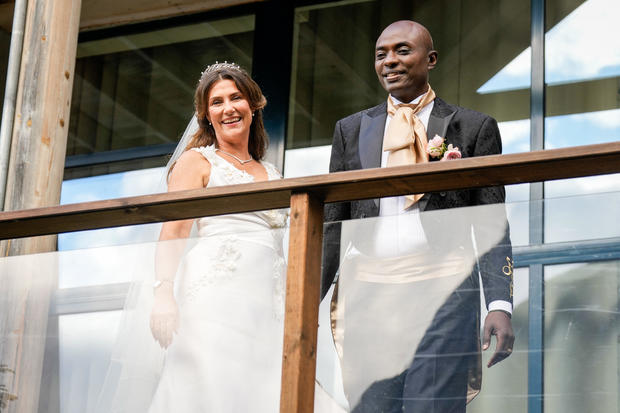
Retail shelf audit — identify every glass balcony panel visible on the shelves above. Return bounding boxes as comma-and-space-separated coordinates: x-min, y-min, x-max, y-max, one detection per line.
2, 184, 618, 412
0, 209, 288, 413
316, 188, 619, 412
58, 166, 167, 288
545, 189, 620, 244
544, 262, 620, 413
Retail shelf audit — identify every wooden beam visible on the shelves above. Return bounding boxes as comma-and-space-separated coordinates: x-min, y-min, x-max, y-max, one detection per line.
0, 142, 619, 240
0, 1, 266, 33
280, 192, 324, 413
79, 0, 264, 30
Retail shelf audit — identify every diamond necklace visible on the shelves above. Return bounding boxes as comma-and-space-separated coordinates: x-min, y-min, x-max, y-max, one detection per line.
215, 148, 253, 164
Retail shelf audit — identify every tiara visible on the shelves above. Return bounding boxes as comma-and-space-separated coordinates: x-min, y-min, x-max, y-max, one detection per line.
201, 61, 241, 77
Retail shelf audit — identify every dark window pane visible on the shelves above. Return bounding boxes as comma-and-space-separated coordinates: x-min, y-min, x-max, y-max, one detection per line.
67, 16, 255, 169
286, 0, 531, 150
0, 22, 12, 130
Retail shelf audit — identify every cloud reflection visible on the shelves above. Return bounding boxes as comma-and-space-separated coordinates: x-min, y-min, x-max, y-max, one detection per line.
478, 0, 620, 93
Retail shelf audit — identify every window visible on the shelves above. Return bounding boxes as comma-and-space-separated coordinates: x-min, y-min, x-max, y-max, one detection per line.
66, 15, 255, 179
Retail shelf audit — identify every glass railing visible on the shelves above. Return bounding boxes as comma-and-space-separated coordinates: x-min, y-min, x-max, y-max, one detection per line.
0, 207, 289, 413
315, 190, 619, 413
1, 145, 620, 413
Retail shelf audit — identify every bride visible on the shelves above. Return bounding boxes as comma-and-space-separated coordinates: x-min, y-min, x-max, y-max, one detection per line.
146, 62, 287, 412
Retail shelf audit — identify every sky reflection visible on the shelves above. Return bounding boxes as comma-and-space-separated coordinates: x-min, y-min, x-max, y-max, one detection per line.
478, 0, 620, 93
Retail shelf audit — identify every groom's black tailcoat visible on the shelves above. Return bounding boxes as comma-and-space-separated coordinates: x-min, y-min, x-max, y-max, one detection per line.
322, 97, 513, 412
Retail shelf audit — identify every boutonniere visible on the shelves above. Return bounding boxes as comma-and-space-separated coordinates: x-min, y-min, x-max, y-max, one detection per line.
426, 135, 462, 161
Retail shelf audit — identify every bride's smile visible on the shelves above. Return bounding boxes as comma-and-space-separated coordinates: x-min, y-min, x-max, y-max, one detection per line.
207, 79, 253, 145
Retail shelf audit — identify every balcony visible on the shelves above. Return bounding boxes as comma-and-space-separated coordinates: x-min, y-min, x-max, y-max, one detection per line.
0, 142, 619, 412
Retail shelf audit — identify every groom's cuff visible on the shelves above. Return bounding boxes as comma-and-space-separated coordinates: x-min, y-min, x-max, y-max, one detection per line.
488, 300, 512, 315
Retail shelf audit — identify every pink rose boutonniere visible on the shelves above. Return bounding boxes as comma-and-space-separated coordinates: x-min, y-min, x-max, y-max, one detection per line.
426, 135, 461, 161
442, 144, 462, 160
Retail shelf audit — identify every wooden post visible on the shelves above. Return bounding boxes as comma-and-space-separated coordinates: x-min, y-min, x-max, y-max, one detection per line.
280, 192, 324, 413
0, 0, 81, 412
2, 0, 81, 222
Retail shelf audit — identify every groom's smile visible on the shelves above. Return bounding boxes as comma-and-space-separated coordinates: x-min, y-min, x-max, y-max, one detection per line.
374, 20, 437, 102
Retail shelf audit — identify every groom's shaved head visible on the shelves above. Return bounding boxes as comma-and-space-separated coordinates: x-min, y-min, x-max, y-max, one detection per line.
374, 20, 438, 102
378, 20, 434, 52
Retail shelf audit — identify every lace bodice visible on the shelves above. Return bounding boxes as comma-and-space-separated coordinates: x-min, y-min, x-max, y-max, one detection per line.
190, 145, 288, 233
187, 146, 288, 318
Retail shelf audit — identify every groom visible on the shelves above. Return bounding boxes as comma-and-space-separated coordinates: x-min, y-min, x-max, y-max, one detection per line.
322, 20, 514, 412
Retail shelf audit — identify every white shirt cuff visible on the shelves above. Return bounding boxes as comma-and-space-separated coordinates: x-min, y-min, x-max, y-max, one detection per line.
488, 300, 512, 314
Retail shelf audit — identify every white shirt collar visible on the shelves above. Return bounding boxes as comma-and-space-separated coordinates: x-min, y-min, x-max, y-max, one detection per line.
389, 93, 424, 106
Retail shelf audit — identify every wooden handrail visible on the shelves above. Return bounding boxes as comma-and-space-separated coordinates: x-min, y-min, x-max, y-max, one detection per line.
0, 142, 619, 240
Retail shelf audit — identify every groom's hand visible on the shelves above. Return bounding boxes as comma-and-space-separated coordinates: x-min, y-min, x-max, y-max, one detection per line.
482, 310, 514, 367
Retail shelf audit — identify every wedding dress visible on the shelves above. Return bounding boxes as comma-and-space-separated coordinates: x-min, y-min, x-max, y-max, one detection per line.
98, 145, 288, 413
146, 146, 287, 412
150, 146, 288, 412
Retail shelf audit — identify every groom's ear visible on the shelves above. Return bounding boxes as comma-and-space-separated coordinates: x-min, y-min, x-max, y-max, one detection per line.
428, 50, 438, 70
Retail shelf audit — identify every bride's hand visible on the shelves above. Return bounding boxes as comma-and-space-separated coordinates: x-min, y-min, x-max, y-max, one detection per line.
150, 285, 179, 348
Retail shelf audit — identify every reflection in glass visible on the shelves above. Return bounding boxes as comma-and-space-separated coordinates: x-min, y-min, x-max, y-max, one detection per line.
287, 0, 530, 151
543, 107, 620, 242
316, 190, 619, 411
543, 108, 620, 208
99, 224, 287, 412
0, 23, 10, 122
468, 267, 529, 413
59, 311, 122, 413
282, 115, 531, 180
67, 15, 255, 174
546, 108, 620, 149
283, 145, 331, 178
545, 191, 620, 244
541, 0, 620, 225
544, 262, 620, 412
2, 191, 619, 411
479, 0, 620, 93
59, 168, 165, 289
59, 167, 164, 257
321, 199, 513, 411
543, 0, 619, 164
2, 217, 289, 412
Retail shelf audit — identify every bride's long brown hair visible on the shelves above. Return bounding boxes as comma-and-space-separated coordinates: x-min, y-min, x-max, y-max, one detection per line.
169, 66, 268, 177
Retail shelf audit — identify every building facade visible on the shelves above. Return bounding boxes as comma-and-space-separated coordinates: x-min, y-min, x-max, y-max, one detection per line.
0, 0, 618, 412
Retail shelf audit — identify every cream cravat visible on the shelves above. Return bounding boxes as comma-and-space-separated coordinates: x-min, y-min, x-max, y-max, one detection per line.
383, 85, 436, 208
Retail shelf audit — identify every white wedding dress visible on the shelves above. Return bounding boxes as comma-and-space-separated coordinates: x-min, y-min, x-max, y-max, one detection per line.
150, 146, 287, 412
102, 145, 288, 413
96, 145, 347, 413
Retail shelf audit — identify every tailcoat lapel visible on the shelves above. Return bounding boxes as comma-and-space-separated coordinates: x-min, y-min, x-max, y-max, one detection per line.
427, 100, 455, 143
418, 97, 457, 211
358, 102, 387, 210
359, 102, 387, 170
